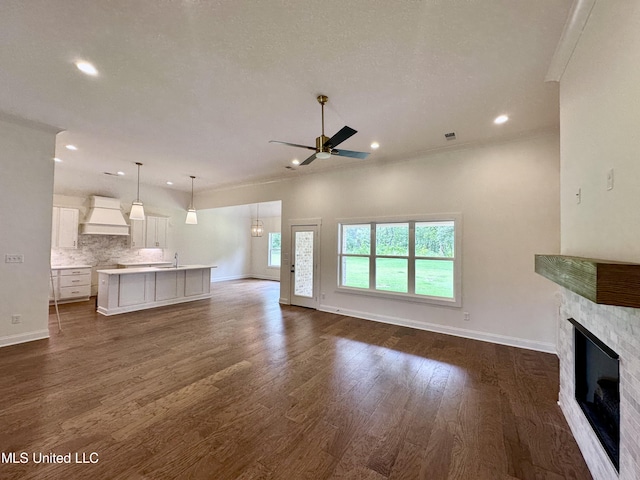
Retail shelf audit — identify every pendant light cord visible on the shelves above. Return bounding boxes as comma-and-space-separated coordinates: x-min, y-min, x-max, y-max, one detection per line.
190, 175, 195, 209
135, 162, 142, 202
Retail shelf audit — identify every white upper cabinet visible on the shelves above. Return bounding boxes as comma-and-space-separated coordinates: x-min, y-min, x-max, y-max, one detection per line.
129, 219, 145, 248
130, 216, 168, 249
52, 207, 79, 249
145, 216, 168, 248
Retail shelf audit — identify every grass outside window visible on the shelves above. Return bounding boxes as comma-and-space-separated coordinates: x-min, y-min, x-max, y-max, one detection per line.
338, 218, 459, 304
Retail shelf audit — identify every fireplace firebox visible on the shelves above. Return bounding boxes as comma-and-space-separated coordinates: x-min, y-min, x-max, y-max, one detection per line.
569, 318, 620, 471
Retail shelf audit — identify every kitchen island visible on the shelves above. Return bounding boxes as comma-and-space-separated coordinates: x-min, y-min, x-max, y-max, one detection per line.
96, 265, 215, 316
117, 261, 173, 268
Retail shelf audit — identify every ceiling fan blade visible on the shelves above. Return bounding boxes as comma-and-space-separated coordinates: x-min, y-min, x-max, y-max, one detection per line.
269, 140, 317, 151
324, 126, 357, 149
332, 148, 370, 159
300, 152, 318, 166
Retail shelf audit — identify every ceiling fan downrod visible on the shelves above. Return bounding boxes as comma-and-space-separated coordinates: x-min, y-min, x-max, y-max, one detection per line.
317, 95, 330, 153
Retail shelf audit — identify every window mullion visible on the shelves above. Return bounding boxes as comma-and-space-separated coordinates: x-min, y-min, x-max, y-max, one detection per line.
408, 222, 416, 294
370, 223, 375, 290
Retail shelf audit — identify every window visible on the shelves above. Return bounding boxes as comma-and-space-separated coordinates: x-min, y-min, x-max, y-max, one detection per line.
338, 216, 460, 306
268, 232, 281, 267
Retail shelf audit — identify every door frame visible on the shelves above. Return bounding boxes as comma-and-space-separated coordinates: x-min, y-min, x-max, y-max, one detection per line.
288, 218, 321, 309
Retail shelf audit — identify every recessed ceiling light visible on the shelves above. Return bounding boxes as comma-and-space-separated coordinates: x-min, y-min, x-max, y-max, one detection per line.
53, 157, 62, 163
166, 181, 173, 185
370, 142, 380, 149
117, 171, 125, 176
75, 61, 98, 76
65, 144, 77, 151
494, 114, 509, 125
291, 159, 300, 165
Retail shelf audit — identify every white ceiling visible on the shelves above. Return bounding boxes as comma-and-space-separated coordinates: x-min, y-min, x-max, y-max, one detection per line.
0, 1, 572, 193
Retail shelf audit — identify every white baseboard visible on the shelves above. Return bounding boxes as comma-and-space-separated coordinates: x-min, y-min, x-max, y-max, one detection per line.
318, 304, 556, 354
212, 274, 281, 283
211, 274, 251, 283
249, 274, 280, 281
0, 329, 49, 348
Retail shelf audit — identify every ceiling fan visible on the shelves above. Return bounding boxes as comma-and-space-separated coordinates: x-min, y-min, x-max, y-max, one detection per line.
270, 95, 370, 166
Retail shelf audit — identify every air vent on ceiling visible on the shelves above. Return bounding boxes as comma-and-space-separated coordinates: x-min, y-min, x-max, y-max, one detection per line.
444, 132, 456, 141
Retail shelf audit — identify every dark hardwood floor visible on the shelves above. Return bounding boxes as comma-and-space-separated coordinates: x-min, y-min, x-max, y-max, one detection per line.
0, 279, 590, 479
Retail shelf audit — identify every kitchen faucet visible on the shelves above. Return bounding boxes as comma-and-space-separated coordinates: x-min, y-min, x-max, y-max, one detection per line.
174, 252, 179, 268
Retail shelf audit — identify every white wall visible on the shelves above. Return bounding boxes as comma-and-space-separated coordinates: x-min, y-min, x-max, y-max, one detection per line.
558, 3, 640, 479
0, 114, 58, 347
198, 133, 560, 351
175, 204, 252, 282
560, 1, 640, 262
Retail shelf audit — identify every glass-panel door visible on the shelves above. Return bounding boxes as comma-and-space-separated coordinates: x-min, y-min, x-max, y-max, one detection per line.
290, 225, 318, 308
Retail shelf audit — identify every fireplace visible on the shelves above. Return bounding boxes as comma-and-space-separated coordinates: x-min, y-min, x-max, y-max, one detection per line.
569, 318, 620, 471
535, 255, 640, 478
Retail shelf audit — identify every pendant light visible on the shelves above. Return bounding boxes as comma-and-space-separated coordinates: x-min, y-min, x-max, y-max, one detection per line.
129, 162, 145, 220
251, 203, 264, 237
185, 175, 198, 224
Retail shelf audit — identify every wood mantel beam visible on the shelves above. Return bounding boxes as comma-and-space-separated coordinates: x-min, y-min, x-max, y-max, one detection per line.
535, 254, 640, 309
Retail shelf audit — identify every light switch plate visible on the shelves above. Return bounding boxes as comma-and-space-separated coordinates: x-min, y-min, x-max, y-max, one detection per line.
607, 168, 614, 191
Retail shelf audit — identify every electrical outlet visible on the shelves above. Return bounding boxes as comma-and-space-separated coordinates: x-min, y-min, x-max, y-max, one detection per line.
463, 312, 470, 321
11, 314, 21, 324
5, 254, 24, 263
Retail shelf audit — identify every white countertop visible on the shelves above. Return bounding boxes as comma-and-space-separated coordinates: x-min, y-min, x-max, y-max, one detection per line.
117, 261, 173, 266
97, 264, 216, 275
51, 265, 92, 270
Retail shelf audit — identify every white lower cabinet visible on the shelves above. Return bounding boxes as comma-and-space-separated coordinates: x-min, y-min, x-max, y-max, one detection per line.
50, 266, 91, 303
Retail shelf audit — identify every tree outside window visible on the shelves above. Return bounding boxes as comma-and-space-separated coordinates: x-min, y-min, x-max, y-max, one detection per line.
338, 217, 459, 305
268, 232, 281, 267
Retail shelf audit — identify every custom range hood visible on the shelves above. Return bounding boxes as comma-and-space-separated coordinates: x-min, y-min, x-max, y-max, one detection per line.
80, 196, 130, 236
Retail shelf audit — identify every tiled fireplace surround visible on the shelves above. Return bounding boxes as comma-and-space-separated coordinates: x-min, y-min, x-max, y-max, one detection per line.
558, 288, 640, 479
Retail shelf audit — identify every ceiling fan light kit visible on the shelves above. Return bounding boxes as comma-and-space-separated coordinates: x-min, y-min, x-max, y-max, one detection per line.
270, 94, 370, 166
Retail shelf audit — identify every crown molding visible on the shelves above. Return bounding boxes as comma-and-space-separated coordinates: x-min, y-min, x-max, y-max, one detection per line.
545, 0, 597, 82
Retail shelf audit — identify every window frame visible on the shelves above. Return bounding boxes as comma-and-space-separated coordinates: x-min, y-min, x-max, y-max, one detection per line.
337, 214, 461, 307
267, 232, 281, 268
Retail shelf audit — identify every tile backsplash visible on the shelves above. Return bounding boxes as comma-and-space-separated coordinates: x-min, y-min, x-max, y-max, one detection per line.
51, 234, 165, 268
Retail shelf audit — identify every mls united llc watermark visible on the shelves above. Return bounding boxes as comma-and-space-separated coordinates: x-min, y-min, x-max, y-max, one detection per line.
1, 452, 99, 464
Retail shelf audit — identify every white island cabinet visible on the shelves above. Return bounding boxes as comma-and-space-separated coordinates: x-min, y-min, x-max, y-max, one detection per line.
96, 265, 214, 316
